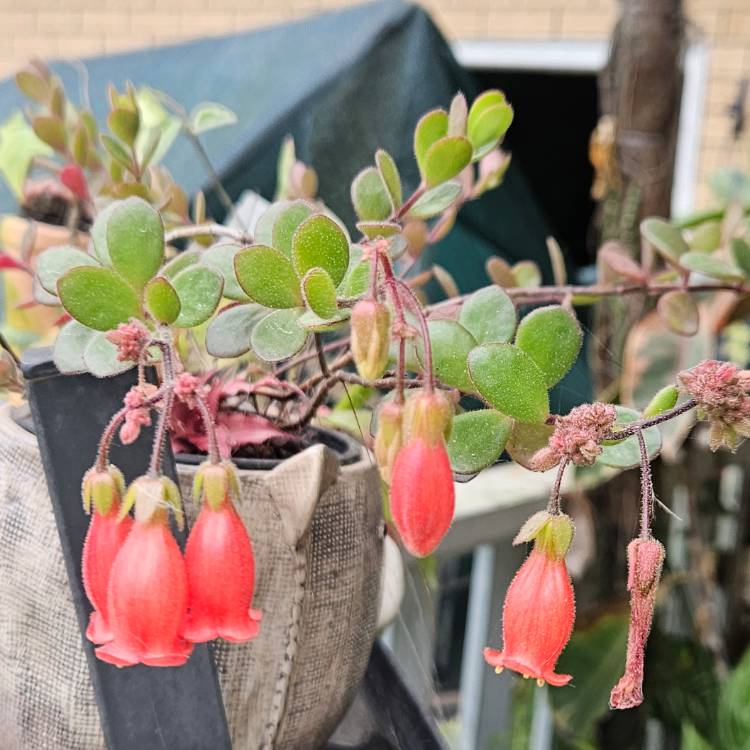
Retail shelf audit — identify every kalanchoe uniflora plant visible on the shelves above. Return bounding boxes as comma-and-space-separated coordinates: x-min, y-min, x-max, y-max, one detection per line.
30, 78, 750, 703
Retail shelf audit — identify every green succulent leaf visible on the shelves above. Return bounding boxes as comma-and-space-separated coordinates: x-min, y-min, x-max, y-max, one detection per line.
37, 245, 99, 295
301, 267, 338, 319
171, 265, 223, 328
106, 197, 164, 291
83, 331, 134, 377
459, 286, 517, 344
234, 244, 302, 308
33, 116, 66, 152
515, 305, 582, 387
189, 102, 238, 134
161, 249, 200, 279
292, 213, 350, 286
144, 276, 180, 325
406, 181, 462, 219
467, 90, 513, 159
108, 108, 139, 146
512, 260, 542, 288
688, 221, 721, 252
53, 320, 96, 374
657, 290, 699, 336
101, 134, 132, 170
417, 319, 476, 392
271, 200, 315, 258
597, 406, 661, 469
731, 237, 750, 277
356, 221, 402, 239
679, 251, 744, 282
205, 303, 264, 358
506, 420, 554, 471
423, 135, 473, 187
376, 148, 402, 209
641, 217, 688, 263
468, 343, 549, 422
250, 308, 307, 361
57, 266, 141, 331
200, 242, 250, 301
351, 166, 392, 222
447, 409, 511, 474
414, 109, 448, 177
338, 245, 370, 299
298, 309, 351, 331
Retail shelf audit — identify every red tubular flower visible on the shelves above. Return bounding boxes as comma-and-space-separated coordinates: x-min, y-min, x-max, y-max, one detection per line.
183, 462, 262, 643
484, 513, 576, 686
81, 465, 132, 644
95, 476, 192, 668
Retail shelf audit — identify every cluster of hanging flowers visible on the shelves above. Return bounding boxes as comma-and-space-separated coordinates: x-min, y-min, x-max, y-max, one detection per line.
81, 460, 261, 668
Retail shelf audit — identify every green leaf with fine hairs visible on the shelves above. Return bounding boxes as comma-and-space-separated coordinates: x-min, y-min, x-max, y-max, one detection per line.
515, 305, 582, 387
161, 249, 200, 279
144, 276, 180, 325
234, 244, 302, 308
414, 109, 448, 177
506, 420, 554, 471
32, 116, 66, 152
657, 290, 699, 336
251, 308, 307, 362
596, 406, 661, 469
83, 331, 134, 378
106, 197, 165, 291
101, 134, 132, 171
376, 148, 402, 209
298, 308, 351, 332
447, 409, 511, 474
205, 303, 265, 358
448, 92, 468, 136
189, 102, 238, 134
272, 200, 315, 258
679, 251, 745, 282
302, 267, 338, 319
731, 237, 750, 278
356, 221, 402, 239
292, 213, 350, 286
171, 265, 223, 328
688, 221, 721, 252
351, 166, 392, 222
468, 343, 549, 422
512, 260, 542, 288
643, 385, 679, 417
57, 266, 141, 331
406, 181, 462, 219
416, 319, 476, 392
338, 244, 370, 299
108, 108, 139, 146
459, 286, 517, 344
201, 242, 250, 301
37, 245, 99, 295
467, 101, 513, 160
53, 320, 96, 374
641, 217, 688, 263
423, 135, 473, 187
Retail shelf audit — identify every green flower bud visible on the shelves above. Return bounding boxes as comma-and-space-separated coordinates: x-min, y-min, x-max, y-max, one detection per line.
403, 389, 453, 446
351, 300, 391, 381
374, 401, 404, 484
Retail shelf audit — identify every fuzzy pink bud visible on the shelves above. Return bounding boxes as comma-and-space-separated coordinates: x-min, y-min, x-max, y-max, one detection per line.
105, 320, 149, 363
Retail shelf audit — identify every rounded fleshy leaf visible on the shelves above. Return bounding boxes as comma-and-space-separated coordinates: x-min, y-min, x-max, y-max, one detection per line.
250, 308, 307, 362
37, 245, 99, 295
106, 198, 164, 291
144, 276, 180, 325
351, 167, 392, 222
271, 200, 315, 258
641, 218, 688, 263
731, 237, 750, 277
161, 249, 199, 279
486, 255, 516, 287
338, 245, 370, 299
206, 303, 264, 358
171, 265, 223, 328
292, 214, 350, 286
643, 385, 679, 417
506, 420, 555, 471
448, 92, 468, 136
598, 242, 646, 283
679, 251, 744, 282
84, 331, 134, 377
298, 309, 350, 331
447, 409, 511, 474
657, 290, 699, 336
53, 320, 96, 374
688, 221, 721, 252
302, 267, 338, 320
418, 319, 476, 392
468, 91, 513, 159
189, 102, 237, 134
597, 406, 661, 469
234, 245, 302, 309
459, 286, 516, 344
356, 221, 401, 239
423, 135, 473, 187
468, 343, 549, 422
515, 305, 582, 387
414, 109, 448, 177
57, 266, 141, 331
201, 243, 250, 301
512, 260, 542, 288
108, 108, 139, 146
406, 181, 462, 219
376, 148, 402, 209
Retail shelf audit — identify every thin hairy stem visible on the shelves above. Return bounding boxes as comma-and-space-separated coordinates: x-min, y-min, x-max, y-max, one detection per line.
607, 400, 696, 441
547, 457, 569, 515
637, 429, 654, 539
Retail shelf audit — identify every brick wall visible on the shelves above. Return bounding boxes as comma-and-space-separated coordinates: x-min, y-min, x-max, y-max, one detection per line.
0, 0, 745, 211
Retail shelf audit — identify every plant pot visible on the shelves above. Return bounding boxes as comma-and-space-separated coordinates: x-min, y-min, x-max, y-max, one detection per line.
0, 214, 88, 341
0, 402, 384, 750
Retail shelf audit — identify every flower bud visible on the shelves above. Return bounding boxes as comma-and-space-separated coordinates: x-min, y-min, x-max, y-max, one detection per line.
403, 389, 453, 445
513, 511, 575, 560
82, 464, 126, 516
374, 401, 404, 484
193, 461, 240, 511
351, 299, 391, 381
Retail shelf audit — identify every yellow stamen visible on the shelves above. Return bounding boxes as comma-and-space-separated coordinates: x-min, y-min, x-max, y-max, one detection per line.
536, 678, 545, 687
494, 667, 503, 674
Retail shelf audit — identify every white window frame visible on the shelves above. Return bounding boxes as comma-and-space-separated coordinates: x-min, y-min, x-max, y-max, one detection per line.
452, 39, 710, 218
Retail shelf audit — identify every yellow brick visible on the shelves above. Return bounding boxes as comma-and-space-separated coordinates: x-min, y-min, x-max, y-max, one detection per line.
485, 10, 556, 39
559, 9, 615, 37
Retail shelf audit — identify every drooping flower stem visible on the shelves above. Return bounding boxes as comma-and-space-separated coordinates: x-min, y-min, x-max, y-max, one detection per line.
148, 389, 174, 477
379, 250, 410, 403
193, 391, 221, 465
636, 429, 654, 539
547, 457, 569, 515
393, 277, 435, 394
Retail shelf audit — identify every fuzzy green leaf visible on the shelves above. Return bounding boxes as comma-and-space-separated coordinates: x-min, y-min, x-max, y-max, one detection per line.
468, 343, 549, 422
657, 290, 699, 336
57, 266, 141, 331
83, 331, 134, 377
467, 101, 513, 160
423, 135, 473, 187
171, 265, 223, 328
356, 221, 402, 239
680, 251, 744, 282
459, 286, 517, 344
597, 406, 661, 469
376, 148, 402, 209
144, 276, 180, 325
189, 102, 237, 134
447, 409, 511, 474
418, 319, 476, 392
108, 108, 139, 146
302, 267, 338, 319
162, 249, 200, 279
731, 237, 750, 278
414, 109, 448, 177
201, 242, 250, 301
37, 245, 99, 295
205, 303, 264, 358
53, 320, 96, 374
515, 305, 582, 387
406, 181, 462, 219
641, 217, 688, 263
351, 166, 392, 222
272, 200, 315, 258
234, 244, 302, 308
292, 214, 350, 286
250, 308, 307, 361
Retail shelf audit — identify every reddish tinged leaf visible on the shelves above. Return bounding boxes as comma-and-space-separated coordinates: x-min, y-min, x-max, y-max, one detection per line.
598, 242, 646, 283
60, 163, 90, 202
53, 312, 71, 327
0, 252, 31, 273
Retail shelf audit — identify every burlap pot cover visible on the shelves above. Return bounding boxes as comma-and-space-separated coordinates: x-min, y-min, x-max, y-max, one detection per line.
0, 404, 384, 750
